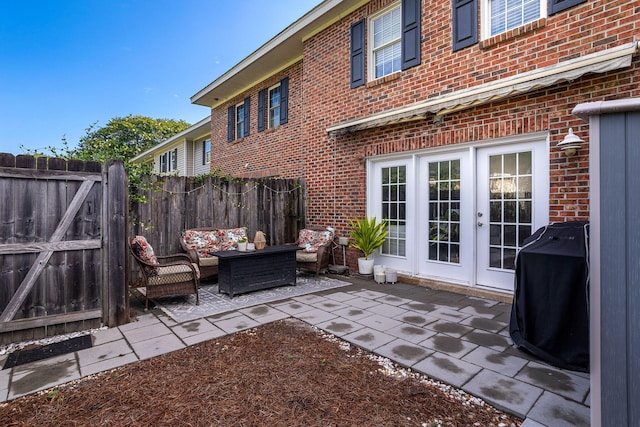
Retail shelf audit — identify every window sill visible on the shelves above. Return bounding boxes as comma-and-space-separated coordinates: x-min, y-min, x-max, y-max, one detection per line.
366, 71, 402, 89
480, 18, 546, 50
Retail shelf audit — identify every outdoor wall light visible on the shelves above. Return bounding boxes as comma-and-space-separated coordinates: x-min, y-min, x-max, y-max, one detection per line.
557, 128, 584, 156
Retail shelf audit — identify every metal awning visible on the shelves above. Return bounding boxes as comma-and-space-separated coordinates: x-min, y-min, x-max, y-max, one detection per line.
327, 41, 639, 135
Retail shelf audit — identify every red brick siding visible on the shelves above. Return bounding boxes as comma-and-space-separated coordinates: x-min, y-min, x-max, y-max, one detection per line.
209, 0, 640, 237
209, 63, 305, 179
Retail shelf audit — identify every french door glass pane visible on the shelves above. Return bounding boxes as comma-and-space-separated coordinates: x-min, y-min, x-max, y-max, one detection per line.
381, 165, 406, 257
428, 159, 461, 264
488, 151, 533, 270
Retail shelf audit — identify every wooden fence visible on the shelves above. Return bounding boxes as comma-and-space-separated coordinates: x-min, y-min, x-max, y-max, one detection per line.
128, 175, 306, 273
0, 154, 127, 344
0, 159, 304, 344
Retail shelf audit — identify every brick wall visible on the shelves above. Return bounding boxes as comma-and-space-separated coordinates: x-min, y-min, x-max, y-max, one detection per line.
209, 62, 305, 180
209, 0, 640, 237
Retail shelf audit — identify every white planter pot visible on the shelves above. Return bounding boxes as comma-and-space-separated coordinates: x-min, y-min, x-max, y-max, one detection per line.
357, 257, 375, 275
238, 242, 247, 251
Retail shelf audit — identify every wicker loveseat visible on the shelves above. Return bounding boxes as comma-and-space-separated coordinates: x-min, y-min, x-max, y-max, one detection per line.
179, 227, 248, 281
293, 227, 334, 275
129, 236, 200, 310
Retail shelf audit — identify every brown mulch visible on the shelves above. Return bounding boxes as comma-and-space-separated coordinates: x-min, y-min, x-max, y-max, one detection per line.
0, 319, 522, 426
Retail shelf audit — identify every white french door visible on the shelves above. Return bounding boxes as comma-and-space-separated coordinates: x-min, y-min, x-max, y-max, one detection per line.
475, 141, 549, 291
417, 151, 474, 284
370, 135, 549, 293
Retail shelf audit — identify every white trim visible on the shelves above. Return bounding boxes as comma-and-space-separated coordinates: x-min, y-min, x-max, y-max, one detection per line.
481, 0, 547, 40
327, 42, 639, 134
132, 117, 210, 162
367, 2, 402, 82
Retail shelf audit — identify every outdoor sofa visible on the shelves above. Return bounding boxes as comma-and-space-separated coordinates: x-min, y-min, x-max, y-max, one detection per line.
179, 227, 248, 281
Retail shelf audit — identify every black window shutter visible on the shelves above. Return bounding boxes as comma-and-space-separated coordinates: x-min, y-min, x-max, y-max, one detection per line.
258, 89, 266, 132
401, 0, 421, 70
548, 0, 586, 15
172, 148, 177, 170
243, 97, 251, 137
350, 19, 365, 89
227, 106, 234, 142
280, 77, 289, 125
202, 141, 206, 165
452, 0, 478, 51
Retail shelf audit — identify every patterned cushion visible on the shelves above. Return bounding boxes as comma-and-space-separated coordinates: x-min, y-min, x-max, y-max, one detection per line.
180, 227, 248, 257
130, 236, 159, 277
298, 229, 334, 253
130, 236, 159, 265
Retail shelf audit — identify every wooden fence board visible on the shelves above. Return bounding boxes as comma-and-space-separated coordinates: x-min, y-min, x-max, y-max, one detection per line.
129, 175, 305, 279
0, 156, 119, 343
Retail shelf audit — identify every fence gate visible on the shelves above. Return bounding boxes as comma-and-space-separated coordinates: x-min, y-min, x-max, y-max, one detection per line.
0, 155, 127, 344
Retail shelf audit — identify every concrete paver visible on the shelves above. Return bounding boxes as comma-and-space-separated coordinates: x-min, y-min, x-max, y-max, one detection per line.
462, 346, 529, 377
129, 333, 185, 360
463, 369, 544, 418
342, 326, 396, 351
413, 351, 483, 388
526, 391, 591, 427
374, 338, 433, 367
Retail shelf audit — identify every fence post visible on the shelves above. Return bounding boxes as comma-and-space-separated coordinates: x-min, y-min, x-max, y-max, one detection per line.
103, 160, 128, 326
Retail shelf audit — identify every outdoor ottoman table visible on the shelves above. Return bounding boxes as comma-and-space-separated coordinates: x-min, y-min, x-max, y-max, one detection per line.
212, 245, 301, 297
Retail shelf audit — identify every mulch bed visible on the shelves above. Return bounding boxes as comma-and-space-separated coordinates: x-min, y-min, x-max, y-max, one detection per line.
0, 319, 522, 426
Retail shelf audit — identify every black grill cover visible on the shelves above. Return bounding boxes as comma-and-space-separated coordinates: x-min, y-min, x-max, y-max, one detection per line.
509, 221, 589, 372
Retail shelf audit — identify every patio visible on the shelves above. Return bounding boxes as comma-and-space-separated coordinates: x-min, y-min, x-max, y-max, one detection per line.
0, 274, 590, 426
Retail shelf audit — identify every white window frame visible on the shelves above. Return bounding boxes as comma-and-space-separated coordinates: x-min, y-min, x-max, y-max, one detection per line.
203, 139, 211, 165
235, 102, 245, 138
159, 148, 178, 173
268, 83, 281, 129
368, 2, 402, 82
481, 0, 547, 39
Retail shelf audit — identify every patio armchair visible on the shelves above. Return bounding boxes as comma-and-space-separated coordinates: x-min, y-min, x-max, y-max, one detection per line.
129, 236, 200, 310
293, 227, 335, 275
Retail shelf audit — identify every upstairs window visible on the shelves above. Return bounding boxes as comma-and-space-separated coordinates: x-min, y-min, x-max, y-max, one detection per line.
160, 148, 178, 173
202, 139, 211, 165
370, 5, 402, 79
487, 0, 542, 37
258, 77, 288, 131
268, 83, 281, 128
350, 0, 421, 88
236, 102, 246, 139
227, 97, 250, 142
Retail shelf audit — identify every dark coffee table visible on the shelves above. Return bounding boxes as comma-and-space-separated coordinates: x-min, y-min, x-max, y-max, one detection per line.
213, 245, 300, 297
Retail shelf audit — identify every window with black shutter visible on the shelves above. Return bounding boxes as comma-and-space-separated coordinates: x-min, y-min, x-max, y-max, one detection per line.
401, 0, 421, 69
227, 106, 234, 142
452, 0, 478, 51
258, 89, 266, 132
279, 77, 288, 125
548, 0, 586, 15
350, 19, 365, 88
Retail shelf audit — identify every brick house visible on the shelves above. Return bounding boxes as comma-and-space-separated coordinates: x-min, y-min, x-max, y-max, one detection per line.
191, 0, 639, 294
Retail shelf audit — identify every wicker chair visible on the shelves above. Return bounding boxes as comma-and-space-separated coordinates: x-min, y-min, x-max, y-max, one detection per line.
129, 236, 200, 310
293, 227, 335, 276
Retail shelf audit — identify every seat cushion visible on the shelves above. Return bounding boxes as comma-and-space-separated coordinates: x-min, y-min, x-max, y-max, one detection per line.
296, 251, 318, 263
198, 256, 219, 267
148, 263, 200, 286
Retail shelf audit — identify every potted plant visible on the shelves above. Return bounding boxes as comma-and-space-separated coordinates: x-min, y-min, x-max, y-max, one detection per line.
237, 237, 248, 252
349, 216, 388, 275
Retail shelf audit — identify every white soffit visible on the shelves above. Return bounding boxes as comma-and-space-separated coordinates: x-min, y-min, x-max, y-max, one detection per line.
327, 41, 639, 135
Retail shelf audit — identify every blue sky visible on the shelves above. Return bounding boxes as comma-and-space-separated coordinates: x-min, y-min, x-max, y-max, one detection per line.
0, 0, 321, 155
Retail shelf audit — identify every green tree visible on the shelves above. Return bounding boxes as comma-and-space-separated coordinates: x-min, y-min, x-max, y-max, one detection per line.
23, 115, 191, 201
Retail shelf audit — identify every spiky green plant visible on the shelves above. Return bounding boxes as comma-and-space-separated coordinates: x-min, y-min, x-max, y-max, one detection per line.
349, 217, 388, 259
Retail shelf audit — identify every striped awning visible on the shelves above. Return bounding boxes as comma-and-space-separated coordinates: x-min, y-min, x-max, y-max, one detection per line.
327, 41, 639, 135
